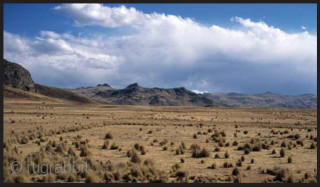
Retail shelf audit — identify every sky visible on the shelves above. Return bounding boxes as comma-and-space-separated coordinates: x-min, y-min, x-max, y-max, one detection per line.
3, 3, 317, 95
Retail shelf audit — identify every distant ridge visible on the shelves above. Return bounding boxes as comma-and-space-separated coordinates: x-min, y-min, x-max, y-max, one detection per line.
70, 83, 219, 107
3, 58, 317, 108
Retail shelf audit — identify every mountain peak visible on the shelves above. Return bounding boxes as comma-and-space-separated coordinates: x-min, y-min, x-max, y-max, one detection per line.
263, 91, 276, 95
97, 83, 111, 87
126, 83, 140, 88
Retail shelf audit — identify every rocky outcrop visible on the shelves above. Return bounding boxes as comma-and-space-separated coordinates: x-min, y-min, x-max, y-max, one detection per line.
3, 59, 36, 92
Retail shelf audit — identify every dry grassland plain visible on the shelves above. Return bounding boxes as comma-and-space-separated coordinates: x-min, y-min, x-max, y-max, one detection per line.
3, 98, 317, 183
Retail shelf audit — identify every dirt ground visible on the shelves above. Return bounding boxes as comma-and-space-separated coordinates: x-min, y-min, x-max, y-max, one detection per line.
3, 98, 318, 183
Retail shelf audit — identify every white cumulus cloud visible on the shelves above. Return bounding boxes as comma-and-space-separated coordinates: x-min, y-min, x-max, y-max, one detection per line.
3, 4, 317, 94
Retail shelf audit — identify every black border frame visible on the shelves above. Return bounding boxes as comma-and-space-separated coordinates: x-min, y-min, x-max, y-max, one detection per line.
1, 2, 318, 186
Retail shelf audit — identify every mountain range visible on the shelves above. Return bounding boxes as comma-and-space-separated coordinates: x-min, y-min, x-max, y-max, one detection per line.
3, 59, 317, 109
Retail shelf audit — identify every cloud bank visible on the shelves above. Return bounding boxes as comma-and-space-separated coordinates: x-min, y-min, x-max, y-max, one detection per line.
3, 4, 317, 94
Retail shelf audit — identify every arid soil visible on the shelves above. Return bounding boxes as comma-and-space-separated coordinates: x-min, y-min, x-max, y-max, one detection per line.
3, 98, 317, 183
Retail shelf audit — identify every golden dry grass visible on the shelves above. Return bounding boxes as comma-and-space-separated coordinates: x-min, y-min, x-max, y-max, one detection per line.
3, 99, 317, 183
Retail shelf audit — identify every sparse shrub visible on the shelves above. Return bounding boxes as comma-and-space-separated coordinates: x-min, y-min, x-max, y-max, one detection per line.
214, 147, 220, 152
272, 149, 276, 155
181, 158, 184, 163
244, 131, 248, 134
215, 154, 220, 159
251, 159, 254, 164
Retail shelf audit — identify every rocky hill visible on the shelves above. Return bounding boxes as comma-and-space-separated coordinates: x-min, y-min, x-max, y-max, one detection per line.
3, 59, 93, 104
3, 59, 36, 92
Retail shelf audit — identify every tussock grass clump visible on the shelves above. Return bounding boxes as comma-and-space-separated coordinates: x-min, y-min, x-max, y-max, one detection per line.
85, 174, 102, 183
241, 156, 245, 162
176, 146, 185, 155
281, 141, 287, 148
225, 151, 230, 159
236, 159, 242, 167
68, 147, 76, 156
105, 132, 113, 139
190, 144, 201, 151
42, 173, 56, 183
80, 146, 92, 157
14, 175, 30, 183
266, 167, 291, 182
192, 148, 210, 158
244, 149, 250, 155
110, 143, 119, 150
208, 163, 216, 169
232, 168, 240, 176
193, 134, 197, 139
102, 140, 110, 149
288, 156, 292, 163
280, 148, 285, 157
130, 151, 142, 163
233, 141, 238, 146
223, 162, 231, 168
310, 142, 316, 149
55, 143, 67, 154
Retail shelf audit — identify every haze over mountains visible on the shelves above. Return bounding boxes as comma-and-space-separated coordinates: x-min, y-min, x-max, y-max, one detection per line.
3, 59, 317, 109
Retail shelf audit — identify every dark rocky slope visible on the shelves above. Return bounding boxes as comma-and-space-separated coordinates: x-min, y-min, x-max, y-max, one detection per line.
3, 59, 35, 92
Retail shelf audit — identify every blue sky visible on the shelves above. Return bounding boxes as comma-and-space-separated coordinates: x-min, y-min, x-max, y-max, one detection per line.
4, 4, 317, 37
3, 4, 317, 95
